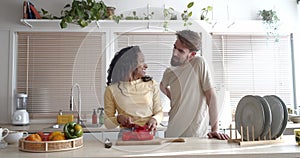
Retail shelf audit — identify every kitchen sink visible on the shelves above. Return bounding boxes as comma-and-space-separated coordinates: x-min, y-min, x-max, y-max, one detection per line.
45, 123, 102, 130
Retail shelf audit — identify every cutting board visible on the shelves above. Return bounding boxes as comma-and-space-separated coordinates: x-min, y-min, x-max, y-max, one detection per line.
115, 138, 185, 146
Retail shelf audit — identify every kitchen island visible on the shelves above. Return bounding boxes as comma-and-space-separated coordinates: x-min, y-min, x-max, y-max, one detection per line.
0, 135, 300, 157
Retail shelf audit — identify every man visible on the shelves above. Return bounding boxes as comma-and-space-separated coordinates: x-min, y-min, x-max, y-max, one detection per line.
160, 30, 229, 140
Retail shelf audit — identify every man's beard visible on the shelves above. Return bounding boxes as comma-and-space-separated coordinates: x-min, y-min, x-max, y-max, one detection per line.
170, 56, 188, 66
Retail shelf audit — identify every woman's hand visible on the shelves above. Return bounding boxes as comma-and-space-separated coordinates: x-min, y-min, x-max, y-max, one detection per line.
117, 115, 133, 128
207, 131, 230, 140
146, 118, 157, 132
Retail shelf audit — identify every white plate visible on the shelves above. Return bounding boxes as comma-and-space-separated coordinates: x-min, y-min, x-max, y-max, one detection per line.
235, 95, 265, 140
271, 95, 288, 138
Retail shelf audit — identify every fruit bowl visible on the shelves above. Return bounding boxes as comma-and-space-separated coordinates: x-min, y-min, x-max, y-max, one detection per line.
18, 136, 83, 152
291, 115, 300, 123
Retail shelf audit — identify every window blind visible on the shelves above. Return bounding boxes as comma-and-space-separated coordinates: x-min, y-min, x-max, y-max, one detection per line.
115, 32, 176, 112
17, 32, 105, 114
211, 34, 293, 117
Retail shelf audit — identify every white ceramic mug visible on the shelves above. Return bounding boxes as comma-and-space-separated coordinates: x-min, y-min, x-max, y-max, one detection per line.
4, 130, 28, 144
0, 128, 9, 141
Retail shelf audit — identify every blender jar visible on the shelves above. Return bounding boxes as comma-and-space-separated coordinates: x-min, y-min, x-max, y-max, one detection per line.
16, 93, 28, 110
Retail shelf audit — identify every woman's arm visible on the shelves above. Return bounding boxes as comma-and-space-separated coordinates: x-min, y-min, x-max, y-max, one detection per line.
104, 87, 119, 129
149, 81, 164, 130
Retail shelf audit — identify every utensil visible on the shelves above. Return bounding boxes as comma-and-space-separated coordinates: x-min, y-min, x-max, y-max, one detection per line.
0, 128, 9, 141
235, 95, 266, 140
12, 93, 29, 125
4, 130, 28, 144
254, 96, 272, 139
263, 95, 283, 139
271, 95, 288, 138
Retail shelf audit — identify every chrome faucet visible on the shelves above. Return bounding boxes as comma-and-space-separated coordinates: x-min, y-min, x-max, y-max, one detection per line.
70, 83, 82, 125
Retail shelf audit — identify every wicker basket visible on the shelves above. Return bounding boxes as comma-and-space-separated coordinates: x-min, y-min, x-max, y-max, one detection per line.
19, 136, 83, 152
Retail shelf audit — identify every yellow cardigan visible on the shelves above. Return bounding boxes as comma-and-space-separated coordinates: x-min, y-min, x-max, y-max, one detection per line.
104, 79, 163, 129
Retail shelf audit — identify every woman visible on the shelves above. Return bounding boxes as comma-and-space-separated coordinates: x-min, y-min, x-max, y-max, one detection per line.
104, 46, 163, 135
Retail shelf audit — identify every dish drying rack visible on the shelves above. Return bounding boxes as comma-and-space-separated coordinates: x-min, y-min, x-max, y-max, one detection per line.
227, 124, 284, 146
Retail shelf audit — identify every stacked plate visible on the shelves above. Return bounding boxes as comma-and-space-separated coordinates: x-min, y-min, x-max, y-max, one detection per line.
235, 95, 288, 140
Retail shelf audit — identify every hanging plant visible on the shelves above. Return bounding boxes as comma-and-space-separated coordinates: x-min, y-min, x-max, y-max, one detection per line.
258, 9, 280, 42
60, 0, 108, 28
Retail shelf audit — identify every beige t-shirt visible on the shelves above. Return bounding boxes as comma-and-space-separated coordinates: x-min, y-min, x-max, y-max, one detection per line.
104, 79, 163, 129
161, 56, 214, 137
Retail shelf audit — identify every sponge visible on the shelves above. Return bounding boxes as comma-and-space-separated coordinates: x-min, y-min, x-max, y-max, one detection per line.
57, 115, 74, 124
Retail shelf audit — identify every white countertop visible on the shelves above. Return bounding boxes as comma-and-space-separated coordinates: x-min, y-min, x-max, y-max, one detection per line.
1, 122, 300, 157
1, 135, 300, 157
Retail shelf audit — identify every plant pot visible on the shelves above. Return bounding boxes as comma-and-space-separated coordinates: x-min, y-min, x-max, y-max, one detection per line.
107, 7, 116, 20
170, 14, 177, 20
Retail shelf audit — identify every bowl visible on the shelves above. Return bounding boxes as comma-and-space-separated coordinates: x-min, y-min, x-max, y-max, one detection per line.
4, 131, 28, 144
291, 115, 300, 123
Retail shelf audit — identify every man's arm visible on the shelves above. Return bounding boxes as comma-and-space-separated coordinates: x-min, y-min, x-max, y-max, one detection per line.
205, 88, 229, 140
204, 88, 218, 132
160, 82, 171, 99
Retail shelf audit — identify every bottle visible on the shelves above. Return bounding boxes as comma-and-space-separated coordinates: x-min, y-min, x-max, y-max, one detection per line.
98, 107, 104, 126
92, 109, 97, 124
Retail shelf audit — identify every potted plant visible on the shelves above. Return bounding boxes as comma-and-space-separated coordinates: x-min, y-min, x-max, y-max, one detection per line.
181, 2, 194, 27
163, 7, 176, 31
200, 6, 213, 23
125, 11, 140, 20
258, 9, 280, 42
143, 11, 154, 20
60, 0, 108, 28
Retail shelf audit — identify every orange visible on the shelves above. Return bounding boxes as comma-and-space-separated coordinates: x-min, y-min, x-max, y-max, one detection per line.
51, 134, 66, 141
48, 131, 65, 141
25, 134, 42, 142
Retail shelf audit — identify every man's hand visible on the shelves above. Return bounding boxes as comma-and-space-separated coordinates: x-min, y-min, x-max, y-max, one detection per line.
207, 131, 230, 140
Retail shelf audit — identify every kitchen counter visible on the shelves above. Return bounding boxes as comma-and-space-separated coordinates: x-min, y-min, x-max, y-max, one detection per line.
0, 135, 300, 157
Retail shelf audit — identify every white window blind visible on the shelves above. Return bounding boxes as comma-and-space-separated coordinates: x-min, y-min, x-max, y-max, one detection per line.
17, 32, 105, 114
211, 34, 293, 115
115, 32, 176, 112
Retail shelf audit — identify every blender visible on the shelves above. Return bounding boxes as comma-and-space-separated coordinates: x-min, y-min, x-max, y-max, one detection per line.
12, 93, 30, 125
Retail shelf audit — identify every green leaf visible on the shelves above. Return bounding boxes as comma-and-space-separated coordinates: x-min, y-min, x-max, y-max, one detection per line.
41, 8, 48, 15
65, 16, 72, 23
64, 4, 71, 9
207, 6, 213, 11
187, 2, 194, 8
60, 20, 67, 29
78, 19, 88, 27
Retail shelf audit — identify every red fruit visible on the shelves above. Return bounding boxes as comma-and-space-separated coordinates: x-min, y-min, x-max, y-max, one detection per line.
37, 131, 44, 137
37, 131, 50, 141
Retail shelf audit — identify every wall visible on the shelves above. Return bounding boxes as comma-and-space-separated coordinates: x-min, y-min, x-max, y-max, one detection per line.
0, 0, 299, 124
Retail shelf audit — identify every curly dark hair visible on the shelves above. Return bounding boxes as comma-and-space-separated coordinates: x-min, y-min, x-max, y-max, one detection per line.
107, 46, 141, 86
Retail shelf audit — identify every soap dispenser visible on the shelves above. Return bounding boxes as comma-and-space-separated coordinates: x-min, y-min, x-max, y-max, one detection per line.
97, 107, 104, 126
92, 109, 97, 124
